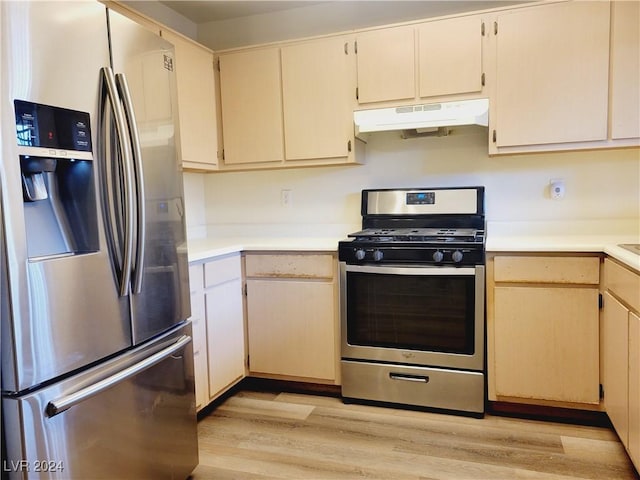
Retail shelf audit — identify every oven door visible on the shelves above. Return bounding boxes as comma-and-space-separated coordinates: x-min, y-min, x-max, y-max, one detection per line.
340, 263, 485, 371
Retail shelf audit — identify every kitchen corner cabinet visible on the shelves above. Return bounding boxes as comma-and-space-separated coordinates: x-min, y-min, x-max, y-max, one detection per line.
218, 35, 358, 169
490, 1, 611, 153
188, 254, 245, 411
355, 15, 485, 105
487, 254, 601, 407
160, 29, 220, 171
603, 258, 640, 469
245, 253, 339, 383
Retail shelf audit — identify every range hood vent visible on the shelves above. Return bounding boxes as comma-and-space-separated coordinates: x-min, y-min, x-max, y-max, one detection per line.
354, 98, 489, 136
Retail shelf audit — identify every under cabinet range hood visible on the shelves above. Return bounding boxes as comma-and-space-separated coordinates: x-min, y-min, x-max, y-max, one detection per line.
354, 98, 489, 136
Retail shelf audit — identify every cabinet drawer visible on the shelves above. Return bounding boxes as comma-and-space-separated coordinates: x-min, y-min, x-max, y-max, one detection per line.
204, 253, 242, 288
188, 264, 203, 292
245, 253, 334, 279
605, 258, 640, 312
494, 256, 599, 284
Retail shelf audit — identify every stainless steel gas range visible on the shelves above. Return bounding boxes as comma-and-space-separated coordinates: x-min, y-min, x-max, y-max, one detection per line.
338, 187, 486, 415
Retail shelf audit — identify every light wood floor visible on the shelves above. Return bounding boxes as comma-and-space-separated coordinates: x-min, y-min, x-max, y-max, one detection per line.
192, 389, 639, 480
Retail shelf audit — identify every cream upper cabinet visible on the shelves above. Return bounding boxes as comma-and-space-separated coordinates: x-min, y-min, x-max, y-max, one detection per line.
487, 255, 601, 406
160, 29, 219, 171
356, 16, 485, 105
491, 1, 610, 150
610, 1, 640, 140
418, 15, 484, 98
356, 25, 415, 104
281, 35, 356, 161
218, 37, 358, 169
218, 47, 284, 165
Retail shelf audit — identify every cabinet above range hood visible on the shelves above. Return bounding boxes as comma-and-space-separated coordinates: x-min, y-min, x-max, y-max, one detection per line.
354, 98, 489, 137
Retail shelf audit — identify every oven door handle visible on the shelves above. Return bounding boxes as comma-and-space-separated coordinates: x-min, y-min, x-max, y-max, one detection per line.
344, 264, 477, 275
389, 372, 430, 383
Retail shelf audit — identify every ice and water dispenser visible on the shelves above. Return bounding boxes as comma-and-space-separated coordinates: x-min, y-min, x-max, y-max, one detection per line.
15, 100, 99, 258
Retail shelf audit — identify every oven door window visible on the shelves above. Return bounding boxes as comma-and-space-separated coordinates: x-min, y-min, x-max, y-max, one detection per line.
346, 271, 475, 354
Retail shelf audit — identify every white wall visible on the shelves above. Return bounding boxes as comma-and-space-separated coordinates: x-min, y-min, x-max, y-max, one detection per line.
194, 130, 639, 237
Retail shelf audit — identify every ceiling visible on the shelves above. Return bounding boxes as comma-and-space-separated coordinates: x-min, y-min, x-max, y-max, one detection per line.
159, 1, 527, 24
159, 1, 326, 23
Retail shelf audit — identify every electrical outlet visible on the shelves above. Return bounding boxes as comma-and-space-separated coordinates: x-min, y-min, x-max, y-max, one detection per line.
281, 189, 292, 207
549, 179, 565, 200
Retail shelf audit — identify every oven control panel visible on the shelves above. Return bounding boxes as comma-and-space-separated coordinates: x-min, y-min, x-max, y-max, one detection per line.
338, 244, 484, 266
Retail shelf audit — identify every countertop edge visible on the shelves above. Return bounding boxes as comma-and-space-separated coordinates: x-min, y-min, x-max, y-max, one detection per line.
188, 235, 640, 272
187, 237, 340, 263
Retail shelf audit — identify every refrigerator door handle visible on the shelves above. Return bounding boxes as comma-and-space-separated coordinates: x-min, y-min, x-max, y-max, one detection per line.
45, 335, 192, 417
115, 73, 146, 295
99, 67, 135, 297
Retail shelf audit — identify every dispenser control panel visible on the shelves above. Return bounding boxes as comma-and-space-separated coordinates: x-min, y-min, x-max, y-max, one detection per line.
14, 100, 91, 152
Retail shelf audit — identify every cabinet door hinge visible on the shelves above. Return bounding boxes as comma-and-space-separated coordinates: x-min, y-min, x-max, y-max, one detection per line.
356, 87, 359, 100
347, 140, 352, 152
215, 57, 220, 72
599, 293, 603, 309
221, 149, 225, 161
354, 40, 358, 54
481, 22, 485, 36
600, 383, 604, 400
494, 21, 498, 35
243, 283, 248, 296
492, 130, 497, 143
344, 42, 349, 55
481, 73, 486, 86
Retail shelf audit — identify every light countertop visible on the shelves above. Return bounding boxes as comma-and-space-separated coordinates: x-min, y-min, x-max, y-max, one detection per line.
486, 220, 640, 272
187, 236, 344, 262
187, 219, 640, 272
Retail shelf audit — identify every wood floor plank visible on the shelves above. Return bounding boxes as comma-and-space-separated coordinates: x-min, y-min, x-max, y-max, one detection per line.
191, 389, 639, 480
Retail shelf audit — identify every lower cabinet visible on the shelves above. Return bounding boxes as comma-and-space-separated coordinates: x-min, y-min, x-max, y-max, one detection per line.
603, 258, 640, 470
244, 252, 339, 384
188, 253, 245, 411
487, 254, 601, 406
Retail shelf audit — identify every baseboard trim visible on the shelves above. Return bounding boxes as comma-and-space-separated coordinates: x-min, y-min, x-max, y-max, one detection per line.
488, 401, 612, 427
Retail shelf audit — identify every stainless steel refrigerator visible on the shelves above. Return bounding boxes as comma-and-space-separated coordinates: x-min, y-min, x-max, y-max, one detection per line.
0, 1, 198, 478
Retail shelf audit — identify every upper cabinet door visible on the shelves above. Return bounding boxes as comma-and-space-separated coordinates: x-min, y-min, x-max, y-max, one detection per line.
418, 16, 483, 98
610, 1, 640, 140
160, 29, 219, 169
356, 25, 415, 104
219, 48, 284, 165
494, 1, 610, 148
281, 36, 356, 161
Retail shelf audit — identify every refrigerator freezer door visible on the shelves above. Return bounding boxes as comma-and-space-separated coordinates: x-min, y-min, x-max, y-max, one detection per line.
2, 323, 198, 480
107, 9, 191, 344
0, 1, 132, 393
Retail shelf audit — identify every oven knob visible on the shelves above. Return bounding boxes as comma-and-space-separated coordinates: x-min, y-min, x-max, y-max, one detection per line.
432, 250, 444, 263
373, 250, 384, 262
355, 249, 366, 260
452, 250, 464, 263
